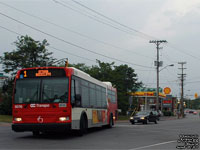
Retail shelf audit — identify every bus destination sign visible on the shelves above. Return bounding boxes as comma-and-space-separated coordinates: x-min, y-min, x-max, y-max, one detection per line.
36, 70, 51, 77
19, 68, 66, 78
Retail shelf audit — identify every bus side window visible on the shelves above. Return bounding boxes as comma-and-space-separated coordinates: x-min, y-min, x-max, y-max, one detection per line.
71, 79, 75, 106
74, 77, 81, 107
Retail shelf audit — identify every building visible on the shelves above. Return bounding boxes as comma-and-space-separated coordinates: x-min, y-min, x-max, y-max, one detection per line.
129, 87, 166, 111
129, 87, 177, 115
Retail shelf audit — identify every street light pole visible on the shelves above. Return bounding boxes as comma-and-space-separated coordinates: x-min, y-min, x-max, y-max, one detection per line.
149, 40, 167, 110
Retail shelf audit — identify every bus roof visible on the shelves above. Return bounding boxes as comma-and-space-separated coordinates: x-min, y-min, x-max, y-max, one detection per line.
16, 66, 116, 91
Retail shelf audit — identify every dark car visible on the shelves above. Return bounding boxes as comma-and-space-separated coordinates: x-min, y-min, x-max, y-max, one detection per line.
130, 111, 157, 124
189, 110, 194, 114
152, 110, 160, 121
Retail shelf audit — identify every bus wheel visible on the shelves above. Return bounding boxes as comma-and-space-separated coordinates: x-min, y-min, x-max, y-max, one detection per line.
32, 131, 40, 136
79, 116, 88, 136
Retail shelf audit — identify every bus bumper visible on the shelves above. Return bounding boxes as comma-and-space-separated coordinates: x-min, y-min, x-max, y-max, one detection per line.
12, 123, 71, 132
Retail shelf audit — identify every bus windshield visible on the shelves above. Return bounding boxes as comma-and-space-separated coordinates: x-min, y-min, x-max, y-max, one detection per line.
14, 78, 69, 104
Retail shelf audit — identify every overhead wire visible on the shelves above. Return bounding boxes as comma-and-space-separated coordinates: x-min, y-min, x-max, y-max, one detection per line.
2, 1, 200, 72
143, 60, 155, 88
0, 25, 155, 72
70, 0, 157, 40
0, 15, 152, 70
68, 0, 200, 61
0, 1, 154, 60
53, 0, 152, 41
165, 42, 200, 61
0, 25, 95, 63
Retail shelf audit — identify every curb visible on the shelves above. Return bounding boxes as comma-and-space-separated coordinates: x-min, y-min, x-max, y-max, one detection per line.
0, 122, 11, 126
116, 120, 129, 123
160, 116, 177, 121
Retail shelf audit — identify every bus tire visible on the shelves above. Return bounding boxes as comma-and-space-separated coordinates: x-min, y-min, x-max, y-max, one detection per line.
78, 115, 88, 136
32, 131, 40, 136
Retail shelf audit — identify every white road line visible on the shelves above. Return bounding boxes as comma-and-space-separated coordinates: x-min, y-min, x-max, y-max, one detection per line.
115, 124, 140, 127
129, 140, 176, 150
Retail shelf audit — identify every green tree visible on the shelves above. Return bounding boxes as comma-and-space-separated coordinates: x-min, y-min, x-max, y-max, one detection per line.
0, 35, 55, 74
72, 60, 142, 114
69, 63, 90, 72
0, 78, 14, 115
0, 35, 56, 115
112, 64, 142, 114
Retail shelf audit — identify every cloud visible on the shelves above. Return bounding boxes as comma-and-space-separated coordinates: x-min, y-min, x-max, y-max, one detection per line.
142, 0, 200, 38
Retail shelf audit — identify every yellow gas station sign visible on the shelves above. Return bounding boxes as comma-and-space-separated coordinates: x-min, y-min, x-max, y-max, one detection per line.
195, 93, 198, 99
164, 87, 171, 94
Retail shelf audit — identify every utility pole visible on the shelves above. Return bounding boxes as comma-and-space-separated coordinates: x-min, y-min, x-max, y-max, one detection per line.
178, 62, 187, 118
149, 40, 167, 110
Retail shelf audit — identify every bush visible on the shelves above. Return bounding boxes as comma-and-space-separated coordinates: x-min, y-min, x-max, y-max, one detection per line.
0, 94, 12, 115
163, 111, 173, 116
0, 78, 14, 115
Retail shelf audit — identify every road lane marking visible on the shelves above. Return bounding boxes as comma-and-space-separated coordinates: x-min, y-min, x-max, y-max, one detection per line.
129, 140, 176, 150
115, 124, 140, 127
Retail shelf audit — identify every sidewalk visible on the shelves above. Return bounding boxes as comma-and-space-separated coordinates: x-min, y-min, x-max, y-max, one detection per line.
116, 120, 129, 123
160, 116, 178, 121
116, 116, 179, 122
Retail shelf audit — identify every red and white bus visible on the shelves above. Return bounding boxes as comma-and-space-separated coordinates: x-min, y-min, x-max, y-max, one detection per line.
12, 67, 118, 135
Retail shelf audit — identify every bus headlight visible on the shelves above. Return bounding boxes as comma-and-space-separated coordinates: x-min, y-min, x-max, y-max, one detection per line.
59, 117, 69, 121
14, 117, 22, 122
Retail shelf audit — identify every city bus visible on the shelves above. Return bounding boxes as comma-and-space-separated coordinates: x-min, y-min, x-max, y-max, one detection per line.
12, 66, 118, 135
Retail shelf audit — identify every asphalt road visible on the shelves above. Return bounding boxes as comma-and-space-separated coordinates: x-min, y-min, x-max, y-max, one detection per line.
0, 114, 200, 150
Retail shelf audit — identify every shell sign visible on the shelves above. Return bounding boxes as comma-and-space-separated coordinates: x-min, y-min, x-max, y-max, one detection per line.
164, 87, 171, 94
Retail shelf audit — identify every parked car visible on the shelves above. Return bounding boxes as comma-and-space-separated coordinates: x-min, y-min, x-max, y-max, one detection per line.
189, 110, 194, 114
193, 111, 197, 115
185, 109, 189, 113
130, 111, 157, 125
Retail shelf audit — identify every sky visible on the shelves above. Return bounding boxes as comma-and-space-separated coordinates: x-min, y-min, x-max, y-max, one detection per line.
0, 0, 200, 99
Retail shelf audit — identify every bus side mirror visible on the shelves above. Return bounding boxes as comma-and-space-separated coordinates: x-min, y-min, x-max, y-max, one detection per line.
75, 94, 81, 107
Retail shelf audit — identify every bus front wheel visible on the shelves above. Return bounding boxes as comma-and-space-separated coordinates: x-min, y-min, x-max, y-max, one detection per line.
78, 115, 88, 136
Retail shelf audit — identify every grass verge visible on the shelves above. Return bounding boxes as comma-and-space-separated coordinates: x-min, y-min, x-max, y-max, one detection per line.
118, 115, 129, 121
0, 115, 12, 123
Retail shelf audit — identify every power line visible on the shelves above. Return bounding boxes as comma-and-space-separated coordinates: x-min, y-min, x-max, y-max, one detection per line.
145, 79, 179, 85
165, 43, 200, 61
0, 2, 153, 60
48, 46, 95, 62
0, 25, 21, 36
0, 14, 152, 69
0, 25, 155, 72
0, 25, 95, 63
53, 0, 152, 40
68, 0, 200, 62
71, 0, 157, 40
